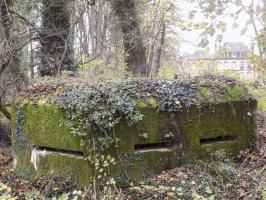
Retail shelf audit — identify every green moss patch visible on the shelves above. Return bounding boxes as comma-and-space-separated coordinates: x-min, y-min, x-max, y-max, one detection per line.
36, 152, 91, 187
22, 104, 82, 152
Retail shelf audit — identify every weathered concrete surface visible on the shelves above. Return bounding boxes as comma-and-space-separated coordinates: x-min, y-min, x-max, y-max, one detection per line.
11, 98, 257, 187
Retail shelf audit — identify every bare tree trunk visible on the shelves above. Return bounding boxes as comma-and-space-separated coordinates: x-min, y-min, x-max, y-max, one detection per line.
248, 0, 264, 58
251, 15, 263, 57
262, 1, 266, 60
88, 5, 96, 57
154, 22, 166, 77
100, 13, 108, 55
0, 0, 15, 120
28, 39, 35, 79
40, 0, 75, 76
110, 0, 148, 77
80, 12, 89, 55
0, 0, 13, 76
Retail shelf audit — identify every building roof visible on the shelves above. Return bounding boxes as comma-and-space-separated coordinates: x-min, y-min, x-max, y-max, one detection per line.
223, 42, 249, 53
186, 42, 251, 60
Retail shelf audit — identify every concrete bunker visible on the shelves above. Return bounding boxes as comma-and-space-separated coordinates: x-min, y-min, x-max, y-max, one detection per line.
11, 77, 257, 187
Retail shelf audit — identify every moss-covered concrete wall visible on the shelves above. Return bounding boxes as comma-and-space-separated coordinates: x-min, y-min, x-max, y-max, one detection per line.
22, 104, 82, 152
11, 99, 257, 187
183, 101, 257, 157
11, 104, 90, 186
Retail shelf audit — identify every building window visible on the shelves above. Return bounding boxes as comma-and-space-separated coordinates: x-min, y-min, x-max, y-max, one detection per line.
224, 61, 228, 68
232, 62, 237, 69
240, 63, 245, 70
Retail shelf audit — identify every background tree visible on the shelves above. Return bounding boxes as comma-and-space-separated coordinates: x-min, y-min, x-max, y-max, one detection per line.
110, 0, 148, 76
192, 0, 265, 60
0, 0, 28, 119
40, 0, 75, 76
0, 0, 30, 140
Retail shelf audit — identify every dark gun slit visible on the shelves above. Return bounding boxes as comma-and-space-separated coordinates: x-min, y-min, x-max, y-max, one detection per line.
135, 141, 175, 153
32, 145, 84, 158
200, 135, 236, 145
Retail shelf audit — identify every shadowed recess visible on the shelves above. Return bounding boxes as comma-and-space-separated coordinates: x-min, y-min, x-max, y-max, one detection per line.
200, 135, 236, 145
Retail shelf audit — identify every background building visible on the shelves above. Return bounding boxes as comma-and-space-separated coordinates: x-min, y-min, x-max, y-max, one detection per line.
182, 42, 257, 80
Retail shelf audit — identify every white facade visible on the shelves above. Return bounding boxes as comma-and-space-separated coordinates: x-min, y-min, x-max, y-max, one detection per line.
182, 43, 258, 80
216, 58, 256, 80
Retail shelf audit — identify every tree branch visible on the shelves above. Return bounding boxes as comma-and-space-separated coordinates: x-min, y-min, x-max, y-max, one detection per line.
8, 9, 41, 33
86, 0, 96, 6
0, 101, 11, 120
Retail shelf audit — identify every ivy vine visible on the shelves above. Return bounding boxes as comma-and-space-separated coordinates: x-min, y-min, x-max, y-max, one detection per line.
14, 110, 28, 153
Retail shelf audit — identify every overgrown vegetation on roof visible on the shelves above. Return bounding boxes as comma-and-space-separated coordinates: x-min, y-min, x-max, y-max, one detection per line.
14, 75, 254, 137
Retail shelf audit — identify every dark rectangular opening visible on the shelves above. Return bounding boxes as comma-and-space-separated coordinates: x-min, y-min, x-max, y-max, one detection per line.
32, 145, 84, 158
200, 135, 236, 145
134, 141, 175, 153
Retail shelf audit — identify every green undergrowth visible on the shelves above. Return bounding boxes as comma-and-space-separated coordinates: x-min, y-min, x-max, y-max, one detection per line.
249, 85, 266, 112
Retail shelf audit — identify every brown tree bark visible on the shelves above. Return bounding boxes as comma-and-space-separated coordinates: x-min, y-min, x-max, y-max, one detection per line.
0, 0, 27, 91
40, 0, 75, 76
110, 0, 148, 77
0, 0, 15, 120
154, 22, 166, 76
0, 0, 13, 76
